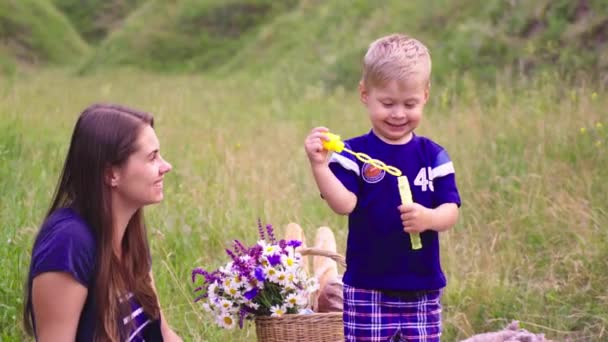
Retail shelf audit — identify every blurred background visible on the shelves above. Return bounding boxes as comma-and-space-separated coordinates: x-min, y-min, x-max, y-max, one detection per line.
1, 0, 607, 83
1, 0, 607, 341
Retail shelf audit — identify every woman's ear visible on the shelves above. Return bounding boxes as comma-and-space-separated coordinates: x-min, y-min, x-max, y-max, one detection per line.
104, 166, 119, 188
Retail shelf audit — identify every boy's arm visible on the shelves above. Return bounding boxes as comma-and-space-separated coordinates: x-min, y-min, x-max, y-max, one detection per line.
311, 164, 357, 215
428, 202, 458, 232
305, 126, 357, 215
399, 202, 458, 233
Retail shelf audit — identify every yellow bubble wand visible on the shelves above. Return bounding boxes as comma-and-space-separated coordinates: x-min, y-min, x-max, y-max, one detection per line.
322, 132, 422, 250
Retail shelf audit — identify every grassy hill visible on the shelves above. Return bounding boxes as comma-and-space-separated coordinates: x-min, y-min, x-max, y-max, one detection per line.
51, 0, 145, 43
76, 0, 608, 86
0, 0, 89, 66
1, 0, 606, 84
79, 0, 298, 72
216, 0, 608, 87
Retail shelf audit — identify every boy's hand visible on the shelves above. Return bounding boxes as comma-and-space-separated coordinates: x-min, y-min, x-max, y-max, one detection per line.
304, 127, 331, 166
399, 203, 433, 233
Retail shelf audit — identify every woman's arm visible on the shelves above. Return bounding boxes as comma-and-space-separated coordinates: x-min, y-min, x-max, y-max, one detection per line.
32, 272, 88, 342
150, 272, 183, 342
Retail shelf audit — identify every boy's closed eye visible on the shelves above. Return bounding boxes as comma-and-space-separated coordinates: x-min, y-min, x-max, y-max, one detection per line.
381, 102, 417, 110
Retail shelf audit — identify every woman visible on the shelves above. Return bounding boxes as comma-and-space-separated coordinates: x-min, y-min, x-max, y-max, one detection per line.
24, 104, 182, 341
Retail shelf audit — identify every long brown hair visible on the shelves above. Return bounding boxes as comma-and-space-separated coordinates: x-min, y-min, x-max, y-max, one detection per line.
24, 104, 161, 341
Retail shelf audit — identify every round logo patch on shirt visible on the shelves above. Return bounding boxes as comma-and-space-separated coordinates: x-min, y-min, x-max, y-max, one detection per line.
362, 163, 385, 183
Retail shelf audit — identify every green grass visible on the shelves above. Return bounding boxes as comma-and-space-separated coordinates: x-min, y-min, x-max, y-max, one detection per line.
51, 0, 146, 43
0, 0, 89, 65
0, 68, 606, 341
74, 0, 608, 85
78, 0, 297, 73
2, 2, 607, 340
2, 0, 607, 81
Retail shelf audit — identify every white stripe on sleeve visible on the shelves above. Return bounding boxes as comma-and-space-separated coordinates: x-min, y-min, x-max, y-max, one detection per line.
328, 153, 360, 176
430, 162, 455, 179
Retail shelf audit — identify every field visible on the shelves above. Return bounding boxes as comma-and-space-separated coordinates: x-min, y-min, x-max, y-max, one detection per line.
0, 67, 606, 340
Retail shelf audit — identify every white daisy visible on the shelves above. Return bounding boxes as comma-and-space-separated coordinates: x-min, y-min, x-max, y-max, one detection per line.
306, 278, 319, 293
262, 244, 280, 256
217, 313, 236, 329
201, 302, 212, 313
280, 253, 298, 269
282, 283, 296, 293
231, 274, 244, 287
275, 270, 289, 286
224, 284, 241, 299
270, 305, 287, 317
264, 265, 279, 282
219, 262, 234, 275
284, 293, 298, 308
207, 283, 218, 301
218, 299, 234, 312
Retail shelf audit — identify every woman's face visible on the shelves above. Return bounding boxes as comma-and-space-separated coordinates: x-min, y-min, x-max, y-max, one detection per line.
111, 125, 172, 209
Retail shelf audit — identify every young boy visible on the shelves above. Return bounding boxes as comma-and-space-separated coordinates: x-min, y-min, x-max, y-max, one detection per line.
304, 34, 461, 341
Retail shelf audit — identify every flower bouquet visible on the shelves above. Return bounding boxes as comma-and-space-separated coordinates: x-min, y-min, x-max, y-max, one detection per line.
191, 221, 319, 330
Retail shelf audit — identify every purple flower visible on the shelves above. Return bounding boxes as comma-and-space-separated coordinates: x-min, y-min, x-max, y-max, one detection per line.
287, 240, 302, 248
233, 240, 249, 255
254, 266, 265, 282
192, 220, 311, 328
266, 224, 276, 243
257, 218, 265, 240
244, 287, 258, 300
233, 259, 253, 279
250, 245, 262, 261
267, 254, 281, 266
192, 268, 220, 284
192, 268, 206, 283
238, 308, 250, 329
225, 248, 237, 262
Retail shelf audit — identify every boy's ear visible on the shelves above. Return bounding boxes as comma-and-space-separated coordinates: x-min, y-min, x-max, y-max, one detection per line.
359, 81, 368, 105
104, 166, 120, 188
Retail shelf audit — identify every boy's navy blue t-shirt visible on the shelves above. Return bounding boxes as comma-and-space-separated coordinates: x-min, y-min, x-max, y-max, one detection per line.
329, 130, 461, 291
27, 207, 162, 341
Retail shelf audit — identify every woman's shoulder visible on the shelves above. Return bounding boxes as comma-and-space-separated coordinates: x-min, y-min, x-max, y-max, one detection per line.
31, 208, 97, 286
40, 208, 95, 245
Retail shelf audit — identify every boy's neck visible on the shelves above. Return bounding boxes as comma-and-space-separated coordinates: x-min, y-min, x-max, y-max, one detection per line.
373, 129, 414, 145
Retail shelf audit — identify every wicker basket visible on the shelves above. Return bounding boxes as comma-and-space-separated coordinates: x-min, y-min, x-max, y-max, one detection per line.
255, 247, 346, 342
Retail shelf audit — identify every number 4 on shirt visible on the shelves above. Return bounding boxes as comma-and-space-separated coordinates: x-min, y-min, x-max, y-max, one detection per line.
414, 167, 434, 192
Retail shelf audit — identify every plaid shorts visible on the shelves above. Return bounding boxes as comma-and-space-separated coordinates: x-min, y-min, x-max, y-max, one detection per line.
343, 283, 442, 342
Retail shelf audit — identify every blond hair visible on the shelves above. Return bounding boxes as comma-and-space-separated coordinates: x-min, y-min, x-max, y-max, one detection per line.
362, 33, 432, 88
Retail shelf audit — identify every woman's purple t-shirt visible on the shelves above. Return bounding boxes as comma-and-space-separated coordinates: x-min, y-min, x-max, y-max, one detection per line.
27, 208, 162, 341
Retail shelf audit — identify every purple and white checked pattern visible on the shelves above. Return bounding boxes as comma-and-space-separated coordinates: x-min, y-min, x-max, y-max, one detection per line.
343, 283, 442, 342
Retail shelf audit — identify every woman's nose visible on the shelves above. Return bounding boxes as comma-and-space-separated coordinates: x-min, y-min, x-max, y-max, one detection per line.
160, 157, 172, 174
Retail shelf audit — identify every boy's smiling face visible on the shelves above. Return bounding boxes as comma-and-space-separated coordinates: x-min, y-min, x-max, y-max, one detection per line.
360, 79, 429, 145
